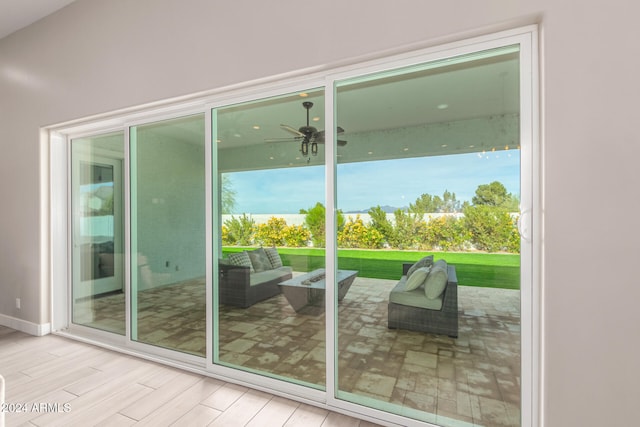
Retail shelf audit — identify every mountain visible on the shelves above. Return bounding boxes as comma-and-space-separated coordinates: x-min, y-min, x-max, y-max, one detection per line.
345, 205, 406, 214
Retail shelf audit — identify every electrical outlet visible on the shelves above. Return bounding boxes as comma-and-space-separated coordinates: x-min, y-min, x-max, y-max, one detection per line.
16, 298, 21, 309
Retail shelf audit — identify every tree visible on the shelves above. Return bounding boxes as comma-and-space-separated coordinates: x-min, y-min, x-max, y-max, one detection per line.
472, 181, 509, 207
409, 190, 460, 213
300, 202, 344, 247
223, 214, 255, 245
409, 193, 443, 213
441, 190, 462, 213
221, 174, 236, 214
368, 205, 394, 245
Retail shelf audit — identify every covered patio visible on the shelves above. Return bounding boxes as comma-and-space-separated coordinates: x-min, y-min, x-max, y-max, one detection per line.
76, 274, 520, 426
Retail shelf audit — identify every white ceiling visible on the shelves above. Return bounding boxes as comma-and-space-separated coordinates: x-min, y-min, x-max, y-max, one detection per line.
0, 0, 76, 40
216, 47, 520, 148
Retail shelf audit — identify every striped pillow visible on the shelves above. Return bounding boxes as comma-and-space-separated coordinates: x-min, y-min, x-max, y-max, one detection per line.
264, 247, 283, 268
228, 251, 254, 273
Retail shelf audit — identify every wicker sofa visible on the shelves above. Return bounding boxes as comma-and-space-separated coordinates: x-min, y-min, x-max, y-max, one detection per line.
219, 248, 292, 308
388, 259, 458, 337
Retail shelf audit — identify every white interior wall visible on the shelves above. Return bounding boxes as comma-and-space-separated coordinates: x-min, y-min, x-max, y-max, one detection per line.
1, 0, 639, 426
134, 126, 206, 290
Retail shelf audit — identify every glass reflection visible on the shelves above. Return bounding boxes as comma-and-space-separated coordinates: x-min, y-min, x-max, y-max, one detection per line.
130, 114, 206, 356
71, 132, 125, 334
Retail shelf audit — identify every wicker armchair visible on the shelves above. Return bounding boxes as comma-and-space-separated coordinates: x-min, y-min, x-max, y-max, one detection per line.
387, 262, 458, 338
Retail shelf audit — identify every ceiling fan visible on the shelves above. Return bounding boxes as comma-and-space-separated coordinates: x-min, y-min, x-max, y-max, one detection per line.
265, 101, 347, 156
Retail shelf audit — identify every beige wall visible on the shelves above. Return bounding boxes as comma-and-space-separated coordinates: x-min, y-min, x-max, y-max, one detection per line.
1, 0, 639, 425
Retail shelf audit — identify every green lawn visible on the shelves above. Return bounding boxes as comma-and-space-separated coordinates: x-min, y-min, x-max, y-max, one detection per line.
223, 247, 520, 290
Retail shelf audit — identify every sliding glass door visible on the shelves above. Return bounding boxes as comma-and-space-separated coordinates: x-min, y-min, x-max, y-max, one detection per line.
130, 114, 206, 356
61, 29, 535, 427
214, 89, 327, 388
71, 132, 125, 334
334, 46, 523, 426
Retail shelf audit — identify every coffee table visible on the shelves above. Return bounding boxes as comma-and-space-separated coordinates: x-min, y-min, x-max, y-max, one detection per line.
278, 268, 358, 313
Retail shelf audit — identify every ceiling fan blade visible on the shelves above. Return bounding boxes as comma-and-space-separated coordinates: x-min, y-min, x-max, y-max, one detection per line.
280, 124, 305, 137
265, 137, 299, 143
337, 139, 348, 146
314, 128, 346, 143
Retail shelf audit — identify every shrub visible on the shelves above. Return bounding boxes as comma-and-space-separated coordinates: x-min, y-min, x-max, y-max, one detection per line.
223, 214, 255, 245
255, 217, 288, 246
463, 205, 515, 252
425, 215, 469, 251
389, 209, 427, 250
506, 214, 521, 253
283, 224, 311, 247
338, 215, 384, 249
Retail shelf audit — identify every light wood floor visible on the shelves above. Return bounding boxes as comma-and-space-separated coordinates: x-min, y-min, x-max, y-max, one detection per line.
0, 326, 382, 427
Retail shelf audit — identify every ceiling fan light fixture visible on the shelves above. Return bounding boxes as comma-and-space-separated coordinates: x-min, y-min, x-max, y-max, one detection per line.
301, 141, 309, 156
311, 142, 318, 156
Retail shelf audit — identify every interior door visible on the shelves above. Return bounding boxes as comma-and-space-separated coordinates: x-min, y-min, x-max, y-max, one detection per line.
72, 155, 124, 300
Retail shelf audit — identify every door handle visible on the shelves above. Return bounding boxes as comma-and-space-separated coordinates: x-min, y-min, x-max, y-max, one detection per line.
518, 208, 532, 243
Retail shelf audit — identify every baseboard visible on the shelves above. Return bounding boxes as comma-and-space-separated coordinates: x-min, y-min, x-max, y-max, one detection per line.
0, 314, 51, 336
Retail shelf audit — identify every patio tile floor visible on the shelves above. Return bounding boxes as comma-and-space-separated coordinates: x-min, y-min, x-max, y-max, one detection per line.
74, 276, 521, 427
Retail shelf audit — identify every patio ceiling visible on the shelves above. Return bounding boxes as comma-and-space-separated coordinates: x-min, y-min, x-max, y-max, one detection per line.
133, 47, 520, 173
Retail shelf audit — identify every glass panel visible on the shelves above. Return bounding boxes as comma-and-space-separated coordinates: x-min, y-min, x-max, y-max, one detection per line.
130, 114, 206, 356
335, 47, 522, 426
71, 131, 125, 334
215, 89, 326, 388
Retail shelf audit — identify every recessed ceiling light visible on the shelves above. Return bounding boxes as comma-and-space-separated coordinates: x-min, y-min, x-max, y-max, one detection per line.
234, 133, 241, 138
469, 144, 475, 148
437, 103, 449, 110
216, 139, 221, 143
403, 147, 409, 151
269, 156, 274, 160
368, 151, 373, 155
312, 116, 320, 122
252, 125, 260, 130
441, 144, 448, 148
300, 92, 309, 97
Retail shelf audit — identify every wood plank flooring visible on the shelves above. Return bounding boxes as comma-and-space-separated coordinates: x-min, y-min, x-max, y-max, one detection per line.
0, 326, 382, 427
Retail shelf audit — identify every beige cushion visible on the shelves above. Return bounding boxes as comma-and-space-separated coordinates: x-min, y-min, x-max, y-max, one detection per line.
405, 266, 430, 290
406, 255, 434, 278
389, 279, 443, 310
424, 265, 448, 299
250, 266, 292, 286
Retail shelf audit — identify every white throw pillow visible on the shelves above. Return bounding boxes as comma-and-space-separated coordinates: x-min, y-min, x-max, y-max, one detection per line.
424, 265, 448, 299
406, 255, 434, 278
405, 266, 430, 290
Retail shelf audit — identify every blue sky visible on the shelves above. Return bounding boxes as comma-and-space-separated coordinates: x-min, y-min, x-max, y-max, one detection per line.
227, 151, 520, 214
